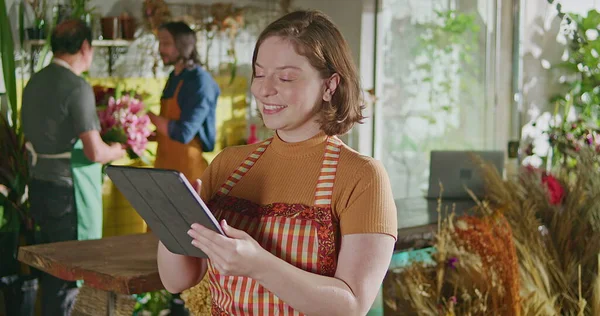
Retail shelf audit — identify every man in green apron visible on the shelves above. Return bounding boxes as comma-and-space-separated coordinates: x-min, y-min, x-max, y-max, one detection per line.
21, 19, 125, 315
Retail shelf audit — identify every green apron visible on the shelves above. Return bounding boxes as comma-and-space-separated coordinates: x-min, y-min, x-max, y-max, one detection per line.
25, 139, 103, 240
70, 139, 103, 241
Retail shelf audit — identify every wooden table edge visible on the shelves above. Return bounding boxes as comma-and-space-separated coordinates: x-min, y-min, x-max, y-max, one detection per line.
17, 242, 162, 295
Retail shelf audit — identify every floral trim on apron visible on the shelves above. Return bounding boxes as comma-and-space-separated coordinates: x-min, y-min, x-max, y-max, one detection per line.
206, 136, 343, 315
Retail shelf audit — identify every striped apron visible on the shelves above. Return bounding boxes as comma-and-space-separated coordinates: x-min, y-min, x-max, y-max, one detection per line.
206, 136, 343, 315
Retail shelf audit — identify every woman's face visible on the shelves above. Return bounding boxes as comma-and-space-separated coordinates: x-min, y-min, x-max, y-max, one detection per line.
251, 36, 327, 141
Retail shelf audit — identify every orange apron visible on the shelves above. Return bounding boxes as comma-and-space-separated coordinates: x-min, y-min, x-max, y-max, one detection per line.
206, 137, 343, 315
154, 81, 208, 182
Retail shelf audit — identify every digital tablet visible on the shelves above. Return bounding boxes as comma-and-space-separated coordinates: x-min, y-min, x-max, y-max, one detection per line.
105, 165, 224, 258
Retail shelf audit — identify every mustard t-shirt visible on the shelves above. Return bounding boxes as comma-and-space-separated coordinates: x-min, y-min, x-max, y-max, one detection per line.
200, 131, 397, 239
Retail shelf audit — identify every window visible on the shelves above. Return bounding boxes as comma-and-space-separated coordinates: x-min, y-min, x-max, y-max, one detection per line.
374, 0, 502, 199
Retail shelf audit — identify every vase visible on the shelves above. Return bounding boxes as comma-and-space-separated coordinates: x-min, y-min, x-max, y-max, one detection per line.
120, 16, 136, 40
101, 17, 120, 40
26, 18, 46, 40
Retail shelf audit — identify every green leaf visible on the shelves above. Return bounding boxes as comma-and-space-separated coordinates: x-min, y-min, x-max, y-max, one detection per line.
35, 42, 52, 72
126, 148, 139, 160
0, 0, 18, 126
399, 135, 419, 151
102, 128, 128, 144
584, 10, 600, 30
115, 82, 123, 100
228, 55, 238, 86
0, 196, 20, 232
35, 6, 61, 73
0, 204, 4, 229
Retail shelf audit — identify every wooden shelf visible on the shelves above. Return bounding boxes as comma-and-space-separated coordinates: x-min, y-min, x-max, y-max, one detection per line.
26, 39, 133, 47
26, 39, 134, 76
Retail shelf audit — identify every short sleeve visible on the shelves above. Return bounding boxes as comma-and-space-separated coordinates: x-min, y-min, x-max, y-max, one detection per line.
67, 83, 100, 136
337, 159, 398, 239
199, 147, 229, 202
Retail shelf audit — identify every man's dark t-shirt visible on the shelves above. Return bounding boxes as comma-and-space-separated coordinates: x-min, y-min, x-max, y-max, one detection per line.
21, 62, 100, 186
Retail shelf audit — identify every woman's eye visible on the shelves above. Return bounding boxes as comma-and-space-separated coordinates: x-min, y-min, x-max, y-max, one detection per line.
279, 78, 293, 82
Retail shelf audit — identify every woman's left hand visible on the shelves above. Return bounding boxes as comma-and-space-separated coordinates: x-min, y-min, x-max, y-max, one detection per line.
187, 220, 267, 278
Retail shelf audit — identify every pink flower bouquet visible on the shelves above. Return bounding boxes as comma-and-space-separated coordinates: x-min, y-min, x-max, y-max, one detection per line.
97, 95, 152, 160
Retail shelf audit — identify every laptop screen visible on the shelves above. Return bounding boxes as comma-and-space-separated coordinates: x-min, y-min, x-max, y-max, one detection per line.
426, 150, 504, 199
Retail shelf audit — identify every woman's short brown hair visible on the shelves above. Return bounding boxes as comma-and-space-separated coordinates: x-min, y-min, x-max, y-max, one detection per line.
252, 10, 364, 136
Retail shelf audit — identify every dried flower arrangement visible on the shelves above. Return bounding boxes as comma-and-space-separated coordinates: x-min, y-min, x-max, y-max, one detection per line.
386, 148, 600, 315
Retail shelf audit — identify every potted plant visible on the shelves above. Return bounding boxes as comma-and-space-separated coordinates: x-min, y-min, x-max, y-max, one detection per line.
0, 1, 37, 314
26, 0, 47, 40
32, 0, 96, 73
71, 0, 93, 26
0, 114, 36, 316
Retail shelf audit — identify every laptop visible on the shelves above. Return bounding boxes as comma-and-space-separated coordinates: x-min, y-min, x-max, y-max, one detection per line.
396, 150, 505, 229
427, 150, 505, 200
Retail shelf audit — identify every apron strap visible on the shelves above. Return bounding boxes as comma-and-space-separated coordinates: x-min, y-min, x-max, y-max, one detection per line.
25, 142, 72, 167
216, 138, 272, 196
313, 137, 343, 208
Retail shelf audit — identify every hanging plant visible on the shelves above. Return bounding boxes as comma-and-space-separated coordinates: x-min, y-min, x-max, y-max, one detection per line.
0, 0, 30, 232
203, 3, 244, 85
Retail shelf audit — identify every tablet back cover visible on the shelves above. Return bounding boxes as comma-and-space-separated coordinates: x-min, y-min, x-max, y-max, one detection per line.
106, 165, 219, 258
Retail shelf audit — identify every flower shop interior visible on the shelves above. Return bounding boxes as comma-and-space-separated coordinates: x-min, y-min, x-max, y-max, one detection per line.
1, 0, 600, 315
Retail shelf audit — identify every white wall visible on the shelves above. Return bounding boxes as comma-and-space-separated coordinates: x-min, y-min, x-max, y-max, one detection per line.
291, 0, 363, 70
293, 0, 365, 149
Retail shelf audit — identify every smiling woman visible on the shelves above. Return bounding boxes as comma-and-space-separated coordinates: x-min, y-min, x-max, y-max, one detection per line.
157, 10, 397, 316
251, 36, 328, 142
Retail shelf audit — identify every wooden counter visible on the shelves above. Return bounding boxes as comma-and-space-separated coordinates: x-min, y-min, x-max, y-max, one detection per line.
18, 233, 162, 315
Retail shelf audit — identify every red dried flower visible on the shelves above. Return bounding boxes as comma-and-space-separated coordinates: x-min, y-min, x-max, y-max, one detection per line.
542, 173, 565, 205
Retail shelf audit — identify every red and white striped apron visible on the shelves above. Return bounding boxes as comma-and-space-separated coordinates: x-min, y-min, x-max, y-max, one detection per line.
206, 136, 343, 315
